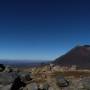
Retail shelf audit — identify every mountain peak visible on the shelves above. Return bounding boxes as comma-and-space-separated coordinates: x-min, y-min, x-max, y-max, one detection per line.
54, 45, 90, 69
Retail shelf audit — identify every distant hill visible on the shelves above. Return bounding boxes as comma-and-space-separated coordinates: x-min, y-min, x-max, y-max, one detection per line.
54, 45, 90, 69
0, 60, 50, 67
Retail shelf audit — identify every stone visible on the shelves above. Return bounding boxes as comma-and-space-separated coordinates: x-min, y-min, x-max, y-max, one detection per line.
56, 76, 69, 88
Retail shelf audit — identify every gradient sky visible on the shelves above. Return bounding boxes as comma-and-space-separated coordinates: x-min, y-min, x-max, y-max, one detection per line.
0, 0, 90, 60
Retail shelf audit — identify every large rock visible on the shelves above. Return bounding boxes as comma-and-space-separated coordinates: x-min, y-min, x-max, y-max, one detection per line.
10, 76, 26, 90
0, 72, 18, 85
0, 64, 5, 72
18, 72, 32, 82
38, 83, 49, 90
0, 84, 12, 90
25, 83, 38, 90
56, 76, 69, 88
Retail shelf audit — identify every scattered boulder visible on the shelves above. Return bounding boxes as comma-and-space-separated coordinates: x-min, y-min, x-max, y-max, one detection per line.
4, 65, 19, 73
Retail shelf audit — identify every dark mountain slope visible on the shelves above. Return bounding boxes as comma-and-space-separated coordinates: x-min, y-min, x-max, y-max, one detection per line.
54, 45, 90, 69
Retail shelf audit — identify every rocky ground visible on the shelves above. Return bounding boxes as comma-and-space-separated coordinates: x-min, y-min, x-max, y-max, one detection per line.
0, 64, 90, 90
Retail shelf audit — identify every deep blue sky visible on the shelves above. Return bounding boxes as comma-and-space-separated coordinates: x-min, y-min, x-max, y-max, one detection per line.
0, 0, 90, 60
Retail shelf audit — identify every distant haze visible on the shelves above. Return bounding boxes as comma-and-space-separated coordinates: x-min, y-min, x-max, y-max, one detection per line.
0, 0, 90, 60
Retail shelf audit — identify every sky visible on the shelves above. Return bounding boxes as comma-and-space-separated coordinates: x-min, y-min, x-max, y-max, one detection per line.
0, 0, 90, 61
